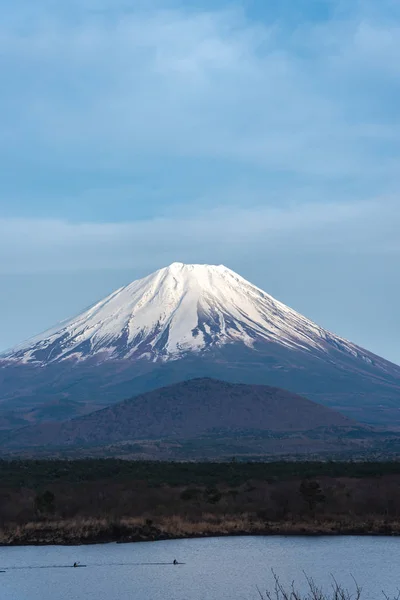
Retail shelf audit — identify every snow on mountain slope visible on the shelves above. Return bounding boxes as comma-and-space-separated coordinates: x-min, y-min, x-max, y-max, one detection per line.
0, 263, 382, 367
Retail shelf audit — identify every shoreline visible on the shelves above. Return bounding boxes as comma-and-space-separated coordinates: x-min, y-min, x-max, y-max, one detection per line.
1, 517, 399, 546
2, 461, 400, 548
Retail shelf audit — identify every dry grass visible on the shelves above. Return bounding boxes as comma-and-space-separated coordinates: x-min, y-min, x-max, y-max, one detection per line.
2, 514, 400, 546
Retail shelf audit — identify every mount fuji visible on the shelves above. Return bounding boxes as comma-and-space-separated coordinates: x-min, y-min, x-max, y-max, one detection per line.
2, 262, 380, 365
1, 262, 400, 427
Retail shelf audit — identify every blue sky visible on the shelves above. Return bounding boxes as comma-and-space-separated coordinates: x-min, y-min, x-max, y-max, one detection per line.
0, 0, 399, 363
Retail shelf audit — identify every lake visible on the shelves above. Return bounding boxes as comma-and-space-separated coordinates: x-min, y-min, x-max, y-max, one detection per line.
0, 536, 398, 600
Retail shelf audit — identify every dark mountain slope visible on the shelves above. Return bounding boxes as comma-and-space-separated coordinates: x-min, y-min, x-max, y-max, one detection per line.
1, 262, 400, 427
0, 378, 356, 452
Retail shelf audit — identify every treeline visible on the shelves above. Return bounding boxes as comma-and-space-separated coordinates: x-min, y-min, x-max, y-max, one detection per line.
0, 459, 400, 527
1, 459, 400, 488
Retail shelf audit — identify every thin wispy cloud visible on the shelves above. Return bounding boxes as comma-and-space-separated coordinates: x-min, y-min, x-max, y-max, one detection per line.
0, 0, 399, 362
0, 197, 398, 273
0, 1, 399, 190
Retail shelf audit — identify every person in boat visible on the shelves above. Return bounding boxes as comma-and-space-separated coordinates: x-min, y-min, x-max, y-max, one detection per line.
173, 559, 178, 565
73, 562, 78, 568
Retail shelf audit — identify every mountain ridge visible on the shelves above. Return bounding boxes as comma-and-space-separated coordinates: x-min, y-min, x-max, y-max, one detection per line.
1, 262, 400, 427
0, 378, 360, 457
1, 262, 389, 370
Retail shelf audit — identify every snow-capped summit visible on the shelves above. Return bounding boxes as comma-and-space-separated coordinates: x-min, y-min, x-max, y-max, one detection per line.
2, 262, 400, 428
0, 262, 381, 367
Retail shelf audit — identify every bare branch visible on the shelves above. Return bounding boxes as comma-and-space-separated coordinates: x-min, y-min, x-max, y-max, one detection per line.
256, 572, 399, 600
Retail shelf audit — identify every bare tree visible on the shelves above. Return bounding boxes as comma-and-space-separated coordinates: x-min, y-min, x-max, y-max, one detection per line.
257, 570, 400, 600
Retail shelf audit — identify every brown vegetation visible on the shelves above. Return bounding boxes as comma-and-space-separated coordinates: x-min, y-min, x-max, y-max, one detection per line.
1, 460, 400, 544
2, 514, 400, 547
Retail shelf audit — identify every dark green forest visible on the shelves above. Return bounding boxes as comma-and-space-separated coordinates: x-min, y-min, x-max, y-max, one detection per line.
1, 458, 400, 488
1, 459, 400, 545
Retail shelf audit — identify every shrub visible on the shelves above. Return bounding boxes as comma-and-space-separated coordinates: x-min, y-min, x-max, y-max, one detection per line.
34, 490, 56, 517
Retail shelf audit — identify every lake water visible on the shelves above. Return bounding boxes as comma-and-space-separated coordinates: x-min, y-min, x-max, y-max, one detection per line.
0, 536, 398, 600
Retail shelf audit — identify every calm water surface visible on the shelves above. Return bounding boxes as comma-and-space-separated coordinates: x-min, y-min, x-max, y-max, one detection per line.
0, 536, 398, 600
